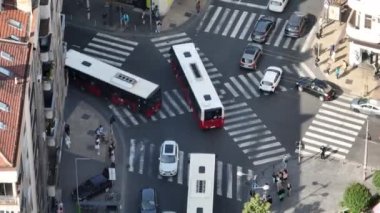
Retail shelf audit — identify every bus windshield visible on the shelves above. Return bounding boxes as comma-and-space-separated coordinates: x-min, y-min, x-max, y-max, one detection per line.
204, 108, 222, 120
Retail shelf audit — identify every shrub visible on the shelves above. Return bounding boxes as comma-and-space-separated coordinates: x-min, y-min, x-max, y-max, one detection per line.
373, 170, 380, 190
342, 182, 371, 213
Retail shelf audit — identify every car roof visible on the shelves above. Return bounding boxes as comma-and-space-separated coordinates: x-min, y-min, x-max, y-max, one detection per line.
89, 174, 108, 185
368, 99, 380, 106
289, 12, 305, 25
263, 69, 280, 81
162, 140, 177, 155
142, 188, 155, 200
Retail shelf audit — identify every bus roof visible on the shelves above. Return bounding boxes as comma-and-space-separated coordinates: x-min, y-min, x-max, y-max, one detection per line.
65, 49, 159, 99
171, 43, 223, 110
187, 153, 215, 213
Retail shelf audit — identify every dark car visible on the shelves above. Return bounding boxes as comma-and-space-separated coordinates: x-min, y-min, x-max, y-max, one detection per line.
285, 12, 307, 38
251, 15, 276, 43
240, 43, 263, 70
72, 173, 112, 202
141, 188, 158, 213
296, 77, 336, 101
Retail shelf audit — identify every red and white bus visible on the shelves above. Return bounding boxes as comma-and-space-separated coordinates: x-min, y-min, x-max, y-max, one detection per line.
65, 49, 161, 117
170, 43, 224, 129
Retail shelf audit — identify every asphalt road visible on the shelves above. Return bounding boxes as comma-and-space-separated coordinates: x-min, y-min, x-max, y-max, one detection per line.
61, 0, 380, 212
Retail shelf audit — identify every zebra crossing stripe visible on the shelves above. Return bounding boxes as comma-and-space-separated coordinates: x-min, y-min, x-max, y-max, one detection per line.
172, 89, 192, 112
205, 6, 223, 33
227, 163, 233, 199
309, 126, 356, 142
224, 102, 248, 110
222, 10, 239, 36
250, 147, 286, 158
108, 105, 128, 126
236, 166, 243, 201
305, 131, 353, 148
291, 63, 305, 77
225, 119, 262, 130
201, 57, 210, 62
312, 120, 358, 136
256, 70, 264, 78
252, 154, 286, 166
158, 46, 171, 53
88, 43, 130, 56
207, 67, 218, 73
84, 48, 126, 61
225, 108, 253, 117
233, 130, 271, 142
330, 99, 351, 108
237, 136, 276, 148
239, 75, 260, 97
274, 20, 288, 47
315, 114, 362, 130
94, 57, 122, 67
265, 18, 282, 45
301, 25, 316, 53
300, 62, 316, 78
224, 114, 257, 124
239, 13, 256, 40
209, 73, 223, 79
148, 143, 155, 176
338, 94, 357, 101
96, 33, 139, 46
154, 37, 192, 48
303, 144, 346, 159
224, 82, 239, 97
302, 137, 349, 154
162, 53, 170, 58
278, 85, 287, 92
242, 142, 281, 154
322, 103, 368, 119
230, 76, 252, 99
162, 102, 176, 117
231, 11, 248, 38
247, 72, 261, 88
137, 114, 148, 123
151, 32, 187, 42
214, 8, 231, 34
92, 38, 135, 51
122, 108, 139, 125
282, 37, 291, 49
164, 91, 184, 114
204, 62, 214, 67
319, 109, 365, 124
219, 0, 267, 9
128, 139, 136, 172
158, 110, 167, 119
178, 151, 184, 184
138, 142, 145, 174
196, 5, 214, 32
150, 115, 158, 121
291, 38, 301, 51
282, 65, 293, 74
228, 124, 266, 136
217, 161, 223, 196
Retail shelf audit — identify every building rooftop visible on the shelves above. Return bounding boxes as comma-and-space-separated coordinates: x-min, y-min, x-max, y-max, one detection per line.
0, 7, 30, 42
0, 41, 30, 168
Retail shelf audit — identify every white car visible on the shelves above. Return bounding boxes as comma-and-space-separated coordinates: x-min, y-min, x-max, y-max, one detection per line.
268, 0, 288, 13
159, 140, 179, 177
259, 66, 283, 93
350, 98, 380, 116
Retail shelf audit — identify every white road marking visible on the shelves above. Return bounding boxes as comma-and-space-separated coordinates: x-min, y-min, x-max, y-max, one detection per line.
225, 119, 262, 130
224, 114, 256, 124
300, 62, 316, 78
303, 144, 346, 159
274, 20, 288, 47
207, 67, 218, 73
196, 5, 214, 32
237, 136, 276, 147
252, 155, 286, 166
222, 10, 239, 36
148, 143, 155, 176
239, 75, 260, 97
128, 139, 136, 172
214, 8, 231, 34
154, 37, 192, 48
225, 108, 253, 117
122, 108, 139, 125
322, 103, 368, 119
282, 37, 291, 49
282, 65, 293, 74
243, 142, 282, 153
88, 43, 130, 56
301, 25, 316, 53
138, 142, 145, 174
96, 33, 139, 46
227, 163, 233, 199
151, 32, 187, 42
224, 102, 248, 110
291, 63, 305, 77
315, 114, 362, 130
84, 48, 126, 61
92, 37, 135, 51
217, 161, 223, 196
162, 102, 176, 117
94, 57, 122, 67
224, 82, 239, 97
164, 91, 184, 114
219, 0, 267, 9
291, 38, 301, 50
172, 89, 192, 112
178, 151, 184, 184
231, 11, 248, 38
228, 125, 267, 136
265, 18, 282, 45
302, 137, 349, 153
247, 72, 261, 88
158, 110, 167, 119
137, 114, 147, 123
312, 120, 358, 135
236, 166, 243, 201
305, 132, 353, 148
205, 6, 223, 33
309, 126, 356, 142
108, 105, 128, 126
319, 109, 365, 124
239, 13, 256, 40
230, 76, 252, 99
233, 130, 271, 142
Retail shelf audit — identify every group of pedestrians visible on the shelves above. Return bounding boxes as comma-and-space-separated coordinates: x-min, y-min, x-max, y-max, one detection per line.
94, 125, 105, 155
272, 169, 292, 201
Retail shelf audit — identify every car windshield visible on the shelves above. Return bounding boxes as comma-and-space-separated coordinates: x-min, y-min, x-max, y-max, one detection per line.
262, 81, 273, 86
358, 98, 369, 105
256, 21, 270, 33
142, 200, 155, 210
245, 47, 257, 55
161, 154, 175, 163
270, 1, 282, 6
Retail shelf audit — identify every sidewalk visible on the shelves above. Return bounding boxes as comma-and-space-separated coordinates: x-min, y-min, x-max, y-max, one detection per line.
256, 157, 378, 212
63, 0, 209, 37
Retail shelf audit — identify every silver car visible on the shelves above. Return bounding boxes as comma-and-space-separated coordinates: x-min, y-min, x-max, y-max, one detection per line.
350, 98, 380, 116
240, 43, 262, 70
159, 140, 179, 176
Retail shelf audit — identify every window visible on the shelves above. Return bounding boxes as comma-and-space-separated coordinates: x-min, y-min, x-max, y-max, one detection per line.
8, 19, 22, 29
190, 63, 202, 79
0, 183, 13, 196
0, 67, 12, 77
184, 51, 191, 58
196, 180, 206, 193
198, 166, 205, 173
0, 101, 9, 112
203, 94, 211, 101
81, 61, 92, 67
9, 35, 20, 41
365, 15, 372, 29
0, 51, 14, 61
196, 208, 203, 213
0, 121, 6, 130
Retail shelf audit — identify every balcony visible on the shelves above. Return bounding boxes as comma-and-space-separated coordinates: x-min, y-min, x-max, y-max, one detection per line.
346, 10, 380, 44
42, 62, 54, 91
44, 90, 55, 119
0, 195, 20, 206
47, 146, 58, 197
39, 19, 51, 62
45, 118, 57, 147
40, 0, 51, 20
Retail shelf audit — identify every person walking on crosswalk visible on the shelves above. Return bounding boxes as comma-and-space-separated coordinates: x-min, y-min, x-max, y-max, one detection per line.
155, 20, 162, 33
121, 13, 129, 30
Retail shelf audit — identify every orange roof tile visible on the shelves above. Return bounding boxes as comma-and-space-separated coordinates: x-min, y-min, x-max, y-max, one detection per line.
0, 41, 30, 167
0, 8, 29, 42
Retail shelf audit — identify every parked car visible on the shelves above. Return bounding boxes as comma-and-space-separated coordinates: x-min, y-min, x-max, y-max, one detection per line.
296, 77, 336, 101
141, 188, 158, 213
350, 98, 380, 116
159, 140, 179, 176
251, 15, 276, 43
71, 173, 112, 202
240, 43, 263, 70
268, 0, 288, 13
285, 12, 307, 38
259, 66, 283, 93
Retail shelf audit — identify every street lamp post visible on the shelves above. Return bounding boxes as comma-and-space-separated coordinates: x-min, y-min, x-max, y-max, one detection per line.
363, 118, 369, 180
75, 158, 91, 211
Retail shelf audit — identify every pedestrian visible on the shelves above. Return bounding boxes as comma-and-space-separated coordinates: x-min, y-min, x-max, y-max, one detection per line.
266, 194, 273, 204
65, 135, 71, 149
64, 123, 70, 136
95, 138, 101, 155
276, 180, 283, 192
320, 145, 327, 159
278, 188, 286, 201
341, 60, 348, 73
142, 10, 146, 25
196, 0, 201, 14
155, 20, 162, 33
110, 150, 115, 163
287, 183, 292, 196
108, 143, 115, 157
329, 44, 336, 57
109, 115, 116, 125
121, 13, 129, 29
335, 66, 341, 79
272, 172, 278, 183
282, 169, 288, 182
325, 59, 332, 74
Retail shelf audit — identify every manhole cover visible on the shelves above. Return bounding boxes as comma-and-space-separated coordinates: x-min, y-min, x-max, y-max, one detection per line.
81, 113, 90, 120
184, 12, 192, 17
345, 79, 353, 85
169, 23, 177, 28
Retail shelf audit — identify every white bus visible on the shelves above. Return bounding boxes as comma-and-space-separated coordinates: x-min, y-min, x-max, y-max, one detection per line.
170, 43, 224, 129
65, 49, 161, 117
187, 153, 215, 213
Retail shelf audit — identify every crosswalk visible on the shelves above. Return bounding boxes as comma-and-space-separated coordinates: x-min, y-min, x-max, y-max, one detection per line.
127, 139, 268, 201
223, 101, 288, 166
298, 94, 368, 159
197, 5, 314, 52
150, 32, 224, 86
82, 32, 138, 67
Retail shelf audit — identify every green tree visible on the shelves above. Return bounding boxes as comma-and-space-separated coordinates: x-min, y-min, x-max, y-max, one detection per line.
242, 194, 271, 213
342, 182, 371, 213
373, 170, 380, 190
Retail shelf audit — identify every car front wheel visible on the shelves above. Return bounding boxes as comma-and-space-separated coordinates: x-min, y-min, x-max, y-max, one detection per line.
353, 109, 360, 113
298, 86, 303, 92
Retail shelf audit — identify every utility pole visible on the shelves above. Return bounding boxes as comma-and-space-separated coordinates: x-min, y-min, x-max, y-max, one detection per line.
363, 119, 369, 180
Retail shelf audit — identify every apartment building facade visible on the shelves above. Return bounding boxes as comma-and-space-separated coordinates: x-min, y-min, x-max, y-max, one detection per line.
0, 0, 67, 212
346, 0, 380, 67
